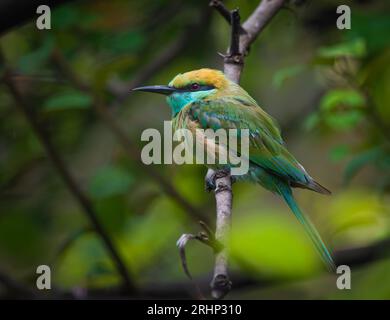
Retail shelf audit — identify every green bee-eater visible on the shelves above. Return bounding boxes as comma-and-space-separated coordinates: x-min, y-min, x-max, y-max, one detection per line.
133, 68, 335, 271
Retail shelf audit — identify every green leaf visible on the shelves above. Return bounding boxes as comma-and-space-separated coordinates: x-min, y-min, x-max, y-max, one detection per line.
52, 4, 83, 29
43, 90, 92, 111
327, 190, 387, 246
319, 89, 366, 130
317, 38, 366, 59
230, 213, 321, 278
56, 234, 118, 288
324, 109, 363, 130
344, 147, 384, 184
272, 65, 305, 88
0, 210, 45, 263
330, 144, 350, 162
320, 89, 365, 112
87, 263, 114, 278
18, 36, 54, 73
89, 166, 134, 199
119, 197, 185, 275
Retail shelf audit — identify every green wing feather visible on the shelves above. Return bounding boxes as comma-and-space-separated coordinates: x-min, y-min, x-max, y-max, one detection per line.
185, 97, 335, 270
187, 97, 313, 188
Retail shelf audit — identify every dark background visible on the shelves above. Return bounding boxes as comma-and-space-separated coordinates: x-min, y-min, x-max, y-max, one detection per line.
0, 0, 389, 299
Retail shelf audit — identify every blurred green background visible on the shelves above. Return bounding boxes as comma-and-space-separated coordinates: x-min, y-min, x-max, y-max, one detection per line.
0, 0, 389, 299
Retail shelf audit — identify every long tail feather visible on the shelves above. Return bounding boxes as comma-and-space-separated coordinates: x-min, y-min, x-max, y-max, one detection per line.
277, 184, 336, 271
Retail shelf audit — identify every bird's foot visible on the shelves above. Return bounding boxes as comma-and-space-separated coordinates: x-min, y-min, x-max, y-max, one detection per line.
176, 221, 223, 280
205, 169, 217, 192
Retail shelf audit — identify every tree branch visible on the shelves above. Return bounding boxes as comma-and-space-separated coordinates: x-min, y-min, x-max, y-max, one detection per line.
220, 0, 286, 83
210, 169, 233, 299
2, 237, 387, 299
228, 9, 242, 59
209, 0, 286, 299
0, 51, 136, 294
209, 0, 232, 24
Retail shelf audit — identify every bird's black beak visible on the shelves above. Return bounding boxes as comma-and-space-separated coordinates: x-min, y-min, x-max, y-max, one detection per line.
132, 85, 176, 95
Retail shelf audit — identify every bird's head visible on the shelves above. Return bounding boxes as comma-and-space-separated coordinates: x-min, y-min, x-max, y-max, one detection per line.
132, 68, 229, 116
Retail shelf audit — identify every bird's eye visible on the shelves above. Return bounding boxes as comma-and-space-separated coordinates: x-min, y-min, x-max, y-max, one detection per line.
191, 83, 200, 90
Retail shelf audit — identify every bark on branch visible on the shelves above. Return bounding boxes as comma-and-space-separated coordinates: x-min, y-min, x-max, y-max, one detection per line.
209, 0, 286, 299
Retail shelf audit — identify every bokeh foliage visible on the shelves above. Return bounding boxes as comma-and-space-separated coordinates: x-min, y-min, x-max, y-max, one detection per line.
0, 0, 389, 299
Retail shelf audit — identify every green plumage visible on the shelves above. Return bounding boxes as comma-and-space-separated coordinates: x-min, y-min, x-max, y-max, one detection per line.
134, 68, 336, 271
178, 97, 335, 270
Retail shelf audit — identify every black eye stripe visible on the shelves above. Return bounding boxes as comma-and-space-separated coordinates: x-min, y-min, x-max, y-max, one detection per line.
175, 84, 215, 92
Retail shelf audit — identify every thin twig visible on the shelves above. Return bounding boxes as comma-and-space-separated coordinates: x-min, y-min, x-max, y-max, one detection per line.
209, 0, 286, 299
228, 9, 242, 59
1, 52, 136, 294
220, 0, 286, 83
2, 236, 387, 299
209, 0, 246, 34
51, 227, 94, 265
209, 0, 231, 24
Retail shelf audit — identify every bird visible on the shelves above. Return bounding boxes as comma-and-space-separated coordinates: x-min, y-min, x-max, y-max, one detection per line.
133, 68, 336, 271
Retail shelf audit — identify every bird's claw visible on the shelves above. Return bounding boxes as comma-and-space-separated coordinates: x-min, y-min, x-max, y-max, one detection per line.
176, 221, 223, 280
205, 169, 217, 192
198, 221, 223, 253
205, 169, 236, 193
